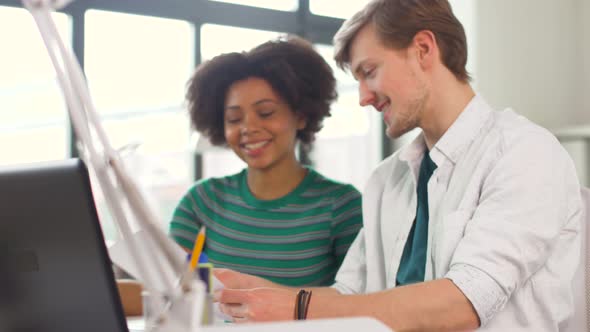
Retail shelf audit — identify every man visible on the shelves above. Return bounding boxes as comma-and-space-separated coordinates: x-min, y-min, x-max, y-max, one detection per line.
214, 0, 583, 331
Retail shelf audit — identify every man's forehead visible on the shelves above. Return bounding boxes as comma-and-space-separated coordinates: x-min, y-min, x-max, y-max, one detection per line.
348, 25, 379, 74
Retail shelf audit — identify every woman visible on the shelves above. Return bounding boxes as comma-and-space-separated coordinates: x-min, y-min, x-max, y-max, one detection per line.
169, 36, 362, 287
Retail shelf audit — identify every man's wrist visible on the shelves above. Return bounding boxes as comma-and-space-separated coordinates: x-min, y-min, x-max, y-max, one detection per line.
294, 289, 313, 320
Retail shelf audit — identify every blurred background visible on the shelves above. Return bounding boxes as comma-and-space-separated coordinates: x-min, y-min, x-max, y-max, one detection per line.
0, 0, 589, 242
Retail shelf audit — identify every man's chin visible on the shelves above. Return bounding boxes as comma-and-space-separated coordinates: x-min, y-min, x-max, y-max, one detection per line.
386, 125, 416, 139
385, 126, 404, 139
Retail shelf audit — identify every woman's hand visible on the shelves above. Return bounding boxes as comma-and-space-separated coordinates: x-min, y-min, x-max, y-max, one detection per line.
116, 279, 143, 317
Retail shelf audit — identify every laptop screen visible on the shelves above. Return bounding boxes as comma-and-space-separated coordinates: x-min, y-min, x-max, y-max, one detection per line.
0, 159, 128, 332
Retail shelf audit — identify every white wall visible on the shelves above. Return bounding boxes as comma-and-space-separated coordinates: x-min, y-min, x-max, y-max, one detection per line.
448, 1, 477, 81
581, 0, 590, 123
473, 0, 584, 130
470, 1, 590, 186
395, 1, 590, 184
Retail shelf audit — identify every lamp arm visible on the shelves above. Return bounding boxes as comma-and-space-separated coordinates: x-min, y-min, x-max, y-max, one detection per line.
21, 2, 203, 330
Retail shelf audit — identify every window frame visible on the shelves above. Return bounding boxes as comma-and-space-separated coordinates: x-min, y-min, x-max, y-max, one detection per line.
0, 0, 390, 179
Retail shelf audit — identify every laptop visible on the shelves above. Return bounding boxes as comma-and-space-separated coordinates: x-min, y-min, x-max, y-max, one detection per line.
0, 159, 129, 332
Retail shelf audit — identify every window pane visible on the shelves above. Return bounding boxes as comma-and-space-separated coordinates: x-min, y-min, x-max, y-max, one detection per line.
208, 0, 297, 12
0, 127, 68, 164
95, 113, 194, 241
85, 10, 194, 115
85, 10, 194, 238
0, 6, 70, 166
314, 45, 369, 138
310, 0, 370, 19
200, 147, 246, 178
200, 24, 283, 178
201, 24, 283, 61
310, 44, 382, 191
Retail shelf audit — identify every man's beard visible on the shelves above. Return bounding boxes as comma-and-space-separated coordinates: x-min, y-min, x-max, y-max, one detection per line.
386, 88, 429, 139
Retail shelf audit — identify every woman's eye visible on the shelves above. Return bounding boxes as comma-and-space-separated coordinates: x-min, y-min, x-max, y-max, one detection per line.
259, 111, 274, 118
225, 118, 241, 124
364, 68, 375, 78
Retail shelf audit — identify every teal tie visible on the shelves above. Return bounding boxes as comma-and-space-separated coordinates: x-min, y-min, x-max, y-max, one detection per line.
396, 152, 437, 286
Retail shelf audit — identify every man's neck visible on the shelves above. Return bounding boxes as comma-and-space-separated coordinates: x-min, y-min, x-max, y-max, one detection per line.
421, 80, 475, 150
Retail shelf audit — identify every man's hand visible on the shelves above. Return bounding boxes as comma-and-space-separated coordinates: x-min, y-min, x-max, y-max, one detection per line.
214, 287, 298, 323
212, 268, 296, 323
212, 268, 343, 323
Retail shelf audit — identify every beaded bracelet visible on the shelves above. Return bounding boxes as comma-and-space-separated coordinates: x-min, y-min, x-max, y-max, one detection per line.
294, 289, 313, 320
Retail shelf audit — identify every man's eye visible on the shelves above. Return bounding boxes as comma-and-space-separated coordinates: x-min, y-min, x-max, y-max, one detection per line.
364, 68, 375, 77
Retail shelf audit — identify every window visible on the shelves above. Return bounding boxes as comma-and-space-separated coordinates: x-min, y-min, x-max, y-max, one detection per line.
310, 44, 382, 191
199, 24, 284, 178
310, 0, 370, 19
201, 24, 284, 61
208, 0, 297, 12
0, 6, 71, 166
0, 0, 387, 243
85, 10, 194, 239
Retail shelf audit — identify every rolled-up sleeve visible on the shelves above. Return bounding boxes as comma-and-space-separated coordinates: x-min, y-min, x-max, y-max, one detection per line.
446, 264, 508, 326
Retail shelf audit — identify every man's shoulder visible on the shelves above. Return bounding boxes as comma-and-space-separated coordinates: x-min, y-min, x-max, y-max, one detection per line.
465, 108, 576, 184
490, 109, 563, 154
364, 149, 409, 190
374, 149, 404, 174
492, 108, 547, 135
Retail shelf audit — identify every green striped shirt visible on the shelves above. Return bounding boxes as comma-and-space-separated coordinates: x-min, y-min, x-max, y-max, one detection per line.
169, 168, 362, 286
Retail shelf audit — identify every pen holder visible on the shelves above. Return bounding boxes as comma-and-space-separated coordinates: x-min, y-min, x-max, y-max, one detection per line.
141, 278, 206, 332
196, 263, 214, 325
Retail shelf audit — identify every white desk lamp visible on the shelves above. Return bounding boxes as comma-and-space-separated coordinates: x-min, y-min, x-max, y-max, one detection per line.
21, 0, 205, 331
21, 2, 393, 331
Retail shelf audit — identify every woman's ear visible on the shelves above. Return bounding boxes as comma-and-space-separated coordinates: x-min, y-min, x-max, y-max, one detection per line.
296, 113, 307, 130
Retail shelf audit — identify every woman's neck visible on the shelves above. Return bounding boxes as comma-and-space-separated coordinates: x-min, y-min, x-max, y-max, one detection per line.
246, 159, 307, 200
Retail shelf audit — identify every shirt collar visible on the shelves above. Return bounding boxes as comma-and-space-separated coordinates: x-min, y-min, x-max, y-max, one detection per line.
399, 132, 427, 163
399, 131, 428, 183
399, 94, 493, 171
430, 94, 493, 165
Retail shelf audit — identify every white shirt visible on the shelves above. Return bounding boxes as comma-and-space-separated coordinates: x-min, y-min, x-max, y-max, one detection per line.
333, 95, 583, 331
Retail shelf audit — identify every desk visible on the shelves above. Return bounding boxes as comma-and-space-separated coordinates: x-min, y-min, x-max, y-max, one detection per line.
127, 316, 393, 332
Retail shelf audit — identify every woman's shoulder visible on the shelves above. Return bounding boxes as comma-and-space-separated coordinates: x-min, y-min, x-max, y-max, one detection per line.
306, 168, 361, 197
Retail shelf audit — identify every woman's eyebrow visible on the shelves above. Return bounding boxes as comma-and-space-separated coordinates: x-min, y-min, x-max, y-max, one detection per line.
224, 105, 241, 111
253, 99, 280, 107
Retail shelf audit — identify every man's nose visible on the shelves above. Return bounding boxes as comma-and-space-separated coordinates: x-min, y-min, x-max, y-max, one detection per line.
358, 81, 376, 107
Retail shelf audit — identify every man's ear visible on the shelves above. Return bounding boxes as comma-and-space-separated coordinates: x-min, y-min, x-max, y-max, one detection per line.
413, 30, 438, 70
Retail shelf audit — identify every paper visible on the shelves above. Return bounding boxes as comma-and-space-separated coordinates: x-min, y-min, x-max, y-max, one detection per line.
108, 229, 227, 294
108, 229, 184, 291
213, 303, 232, 324
108, 230, 230, 322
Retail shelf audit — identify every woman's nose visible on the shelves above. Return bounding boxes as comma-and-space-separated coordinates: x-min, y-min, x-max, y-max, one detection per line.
240, 114, 260, 135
